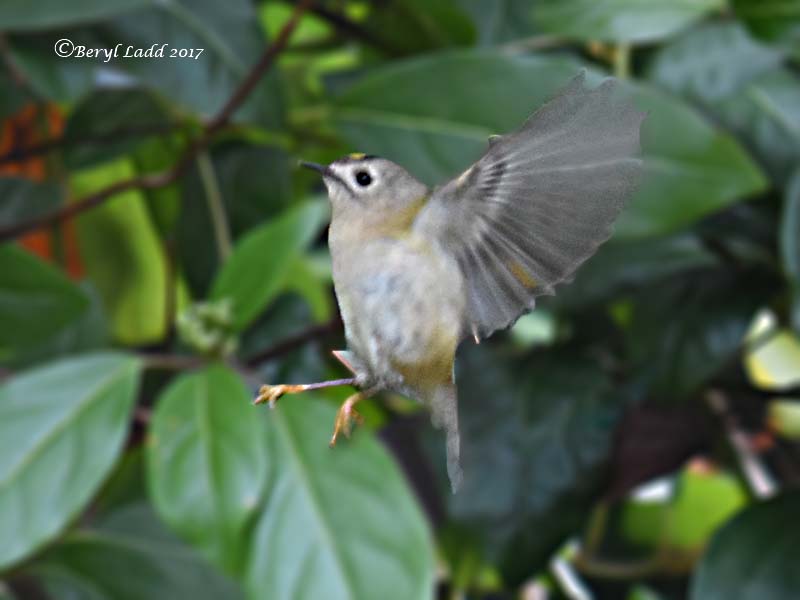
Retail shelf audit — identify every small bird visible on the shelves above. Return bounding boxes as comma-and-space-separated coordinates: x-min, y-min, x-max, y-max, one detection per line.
255, 72, 645, 491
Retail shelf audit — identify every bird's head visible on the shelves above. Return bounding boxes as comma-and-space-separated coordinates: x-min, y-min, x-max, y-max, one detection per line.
301, 154, 428, 231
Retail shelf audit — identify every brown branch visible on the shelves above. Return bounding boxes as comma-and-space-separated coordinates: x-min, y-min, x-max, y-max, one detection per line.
0, 123, 179, 167
245, 313, 342, 367
0, 0, 313, 243
282, 0, 398, 55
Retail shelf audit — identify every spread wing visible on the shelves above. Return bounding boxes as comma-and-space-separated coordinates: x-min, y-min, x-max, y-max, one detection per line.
414, 72, 645, 340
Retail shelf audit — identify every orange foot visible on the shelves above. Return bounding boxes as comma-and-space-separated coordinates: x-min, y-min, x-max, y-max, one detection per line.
253, 383, 309, 407
329, 392, 366, 447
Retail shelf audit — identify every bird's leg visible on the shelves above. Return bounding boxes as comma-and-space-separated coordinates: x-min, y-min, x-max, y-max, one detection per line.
254, 377, 356, 408
329, 386, 379, 447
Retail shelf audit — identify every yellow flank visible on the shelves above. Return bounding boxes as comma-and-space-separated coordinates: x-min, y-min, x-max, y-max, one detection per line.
349, 152, 366, 160
391, 323, 457, 390
508, 261, 537, 289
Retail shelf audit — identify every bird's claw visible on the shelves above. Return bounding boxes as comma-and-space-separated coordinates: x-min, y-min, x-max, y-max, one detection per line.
329, 400, 363, 447
254, 384, 302, 408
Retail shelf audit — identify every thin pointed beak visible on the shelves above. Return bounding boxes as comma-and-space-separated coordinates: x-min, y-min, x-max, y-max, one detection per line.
299, 161, 328, 176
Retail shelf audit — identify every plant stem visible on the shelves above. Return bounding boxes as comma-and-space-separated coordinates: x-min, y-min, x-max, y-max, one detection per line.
197, 150, 233, 263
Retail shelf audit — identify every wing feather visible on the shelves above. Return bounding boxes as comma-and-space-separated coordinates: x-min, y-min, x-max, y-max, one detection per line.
414, 72, 645, 339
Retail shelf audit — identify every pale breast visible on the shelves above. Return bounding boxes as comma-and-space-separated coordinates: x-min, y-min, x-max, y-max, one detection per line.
331, 235, 465, 392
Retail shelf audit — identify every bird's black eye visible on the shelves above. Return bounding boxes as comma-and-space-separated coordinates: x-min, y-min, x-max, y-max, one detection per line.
355, 171, 372, 187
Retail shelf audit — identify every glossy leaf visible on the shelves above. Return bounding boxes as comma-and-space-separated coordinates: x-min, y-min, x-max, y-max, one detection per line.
0, 245, 88, 359
691, 491, 800, 600
70, 159, 170, 345
647, 23, 784, 103
30, 503, 243, 600
332, 51, 766, 239
210, 202, 328, 331
0, 353, 140, 569
246, 396, 435, 600
0, 0, 148, 31
147, 365, 269, 574
531, 0, 723, 44
457, 0, 538, 44
366, 0, 476, 53
649, 25, 800, 184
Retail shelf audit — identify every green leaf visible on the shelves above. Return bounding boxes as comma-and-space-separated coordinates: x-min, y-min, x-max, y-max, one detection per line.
691, 491, 800, 600
556, 233, 718, 309
627, 270, 769, 400
732, 0, 800, 53
246, 397, 435, 600
366, 0, 477, 53
0, 0, 149, 31
333, 50, 767, 238
105, 0, 282, 125
70, 159, 170, 345
456, 0, 538, 45
782, 169, 800, 286
0, 178, 63, 227
0, 245, 88, 359
649, 25, 800, 185
0, 352, 141, 569
147, 365, 269, 574
531, 0, 723, 44
178, 144, 293, 295
63, 88, 173, 169
210, 202, 328, 331
29, 503, 243, 600
441, 345, 621, 584
647, 23, 784, 103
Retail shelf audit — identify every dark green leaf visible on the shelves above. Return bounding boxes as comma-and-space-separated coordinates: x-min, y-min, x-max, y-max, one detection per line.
0, 245, 88, 359
333, 50, 766, 238
246, 396, 435, 600
0, 353, 140, 569
30, 503, 243, 600
147, 365, 269, 574
71, 159, 170, 345
556, 233, 718, 309
210, 202, 328, 331
627, 269, 769, 400
0, 179, 62, 238
5, 31, 106, 104
105, 0, 282, 125
0, 70, 29, 119
715, 68, 800, 185
178, 145, 294, 297
63, 88, 173, 169
457, 0, 538, 45
0, 0, 148, 31
649, 24, 800, 184
366, 0, 476, 53
782, 169, 800, 285
531, 0, 723, 44
690, 491, 800, 600
732, 0, 800, 53
442, 345, 621, 583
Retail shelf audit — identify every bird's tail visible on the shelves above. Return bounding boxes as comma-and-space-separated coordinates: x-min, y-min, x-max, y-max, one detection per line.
429, 382, 463, 493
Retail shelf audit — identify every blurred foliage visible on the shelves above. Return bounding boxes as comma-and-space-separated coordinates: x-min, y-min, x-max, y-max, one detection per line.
0, 1, 799, 599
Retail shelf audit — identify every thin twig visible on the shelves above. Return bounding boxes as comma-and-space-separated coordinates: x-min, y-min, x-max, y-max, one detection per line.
282, 0, 397, 54
0, 0, 313, 243
196, 150, 233, 261
245, 314, 342, 367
